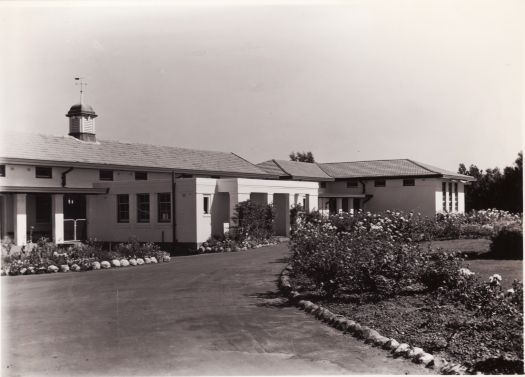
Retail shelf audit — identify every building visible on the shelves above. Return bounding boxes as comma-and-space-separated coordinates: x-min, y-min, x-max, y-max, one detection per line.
257, 159, 475, 216
0, 100, 474, 249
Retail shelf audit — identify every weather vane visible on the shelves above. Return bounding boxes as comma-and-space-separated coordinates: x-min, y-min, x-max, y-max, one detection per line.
75, 77, 87, 104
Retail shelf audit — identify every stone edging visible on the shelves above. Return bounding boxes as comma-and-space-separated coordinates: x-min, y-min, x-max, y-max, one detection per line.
278, 265, 472, 375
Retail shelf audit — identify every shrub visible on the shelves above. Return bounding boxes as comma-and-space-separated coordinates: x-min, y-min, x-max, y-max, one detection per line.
291, 212, 428, 297
231, 200, 275, 243
419, 250, 465, 291
489, 226, 523, 259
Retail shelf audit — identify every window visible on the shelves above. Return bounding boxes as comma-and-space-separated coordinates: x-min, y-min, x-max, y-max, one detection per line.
35, 166, 52, 178
117, 194, 129, 223
346, 180, 358, 188
442, 182, 447, 211
137, 194, 150, 222
0, 165, 5, 177
35, 195, 51, 223
99, 170, 113, 181
157, 193, 171, 222
135, 171, 147, 180
403, 179, 415, 186
319, 182, 326, 188
374, 179, 386, 187
203, 195, 210, 215
454, 183, 459, 211
449, 182, 453, 212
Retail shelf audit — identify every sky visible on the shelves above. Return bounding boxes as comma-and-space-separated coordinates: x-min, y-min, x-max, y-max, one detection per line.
0, 0, 523, 172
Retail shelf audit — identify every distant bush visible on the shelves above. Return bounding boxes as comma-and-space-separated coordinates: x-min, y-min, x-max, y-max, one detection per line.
489, 226, 523, 260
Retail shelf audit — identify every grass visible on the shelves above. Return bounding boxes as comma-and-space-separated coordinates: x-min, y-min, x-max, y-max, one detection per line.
420, 238, 491, 256
465, 259, 522, 289
421, 238, 522, 289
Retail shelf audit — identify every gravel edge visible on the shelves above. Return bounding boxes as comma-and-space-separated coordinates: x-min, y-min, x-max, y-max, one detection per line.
278, 265, 474, 375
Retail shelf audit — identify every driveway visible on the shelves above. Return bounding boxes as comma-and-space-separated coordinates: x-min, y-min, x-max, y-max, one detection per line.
2, 243, 429, 375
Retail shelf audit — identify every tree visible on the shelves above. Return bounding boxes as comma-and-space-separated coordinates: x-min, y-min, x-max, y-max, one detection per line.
458, 152, 523, 212
289, 151, 315, 163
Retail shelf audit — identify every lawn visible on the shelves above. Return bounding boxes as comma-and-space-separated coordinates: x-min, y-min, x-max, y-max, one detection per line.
421, 238, 522, 289
420, 238, 491, 256
466, 259, 522, 289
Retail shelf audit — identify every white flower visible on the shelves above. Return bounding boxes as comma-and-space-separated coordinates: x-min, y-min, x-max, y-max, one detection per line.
92, 261, 101, 270
506, 288, 515, 296
150, 257, 158, 264
136, 258, 145, 265
129, 259, 137, 266
144, 257, 151, 264
120, 259, 130, 267
488, 274, 502, 284
100, 261, 111, 269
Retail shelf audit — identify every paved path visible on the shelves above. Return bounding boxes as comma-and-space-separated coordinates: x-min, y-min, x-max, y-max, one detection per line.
2, 244, 429, 375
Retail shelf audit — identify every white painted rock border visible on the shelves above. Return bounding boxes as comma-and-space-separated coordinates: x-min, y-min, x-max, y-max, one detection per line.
278, 266, 472, 375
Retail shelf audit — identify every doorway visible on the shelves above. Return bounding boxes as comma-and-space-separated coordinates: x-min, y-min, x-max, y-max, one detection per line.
64, 194, 86, 241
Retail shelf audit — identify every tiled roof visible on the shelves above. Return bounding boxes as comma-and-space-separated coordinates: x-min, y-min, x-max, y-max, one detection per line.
257, 160, 334, 181
318, 159, 475, 181
0, 132, 273, 178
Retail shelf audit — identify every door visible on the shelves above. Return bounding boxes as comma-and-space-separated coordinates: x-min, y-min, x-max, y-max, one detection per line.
328, 198, 337, 215
64, 194, 87, 241
353, 198, 361, 212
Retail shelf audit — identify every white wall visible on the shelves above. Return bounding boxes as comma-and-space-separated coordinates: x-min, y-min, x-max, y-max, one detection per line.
89, 179, 173, 242
0, 164, 170, 188
322, 178, 468, 216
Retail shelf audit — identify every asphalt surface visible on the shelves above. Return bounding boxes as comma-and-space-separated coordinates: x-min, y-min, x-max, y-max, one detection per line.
2, 243, 429, 375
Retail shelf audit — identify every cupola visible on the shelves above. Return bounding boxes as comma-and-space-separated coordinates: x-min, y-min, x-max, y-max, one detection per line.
66, 78, 98, 142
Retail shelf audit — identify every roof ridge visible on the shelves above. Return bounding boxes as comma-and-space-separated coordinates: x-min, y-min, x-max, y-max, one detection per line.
230, 152, 271, 175
406, 159, 436, 174
318, 158, 411, 165
271, 159, 292, 176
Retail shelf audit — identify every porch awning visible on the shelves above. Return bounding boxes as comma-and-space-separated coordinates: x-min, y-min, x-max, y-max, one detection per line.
319, 194, 367, 198
0, 186, 108, 194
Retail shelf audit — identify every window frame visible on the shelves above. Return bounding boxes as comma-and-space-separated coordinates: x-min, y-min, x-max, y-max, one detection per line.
99, 169, 114, 181
0, 164, 5, 177
403, 179, 415, 186
449, 182, 453, 212
157, 192, 171, 223
203, 194, 210, 215
454, 183, 459, 211
136, 193, 150, 223
319, 182, 326, 188
135, 171, 148, 181
374, 179, 386, 187
117, 194, 130, 223
35, 166, 52, 179
442, 182, 447, 211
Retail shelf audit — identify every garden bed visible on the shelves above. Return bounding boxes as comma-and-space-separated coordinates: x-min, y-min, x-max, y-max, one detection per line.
288, 209, 523, 374
291, 271, 523, 375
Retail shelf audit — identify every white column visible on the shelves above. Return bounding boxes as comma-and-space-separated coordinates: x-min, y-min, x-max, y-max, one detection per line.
14, 194, 27, 246
267, 193, 274, 206
336, 198, 343, 213
229, 192, 251, 225
52, 194, 64, 244
307, 194, 318, 212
